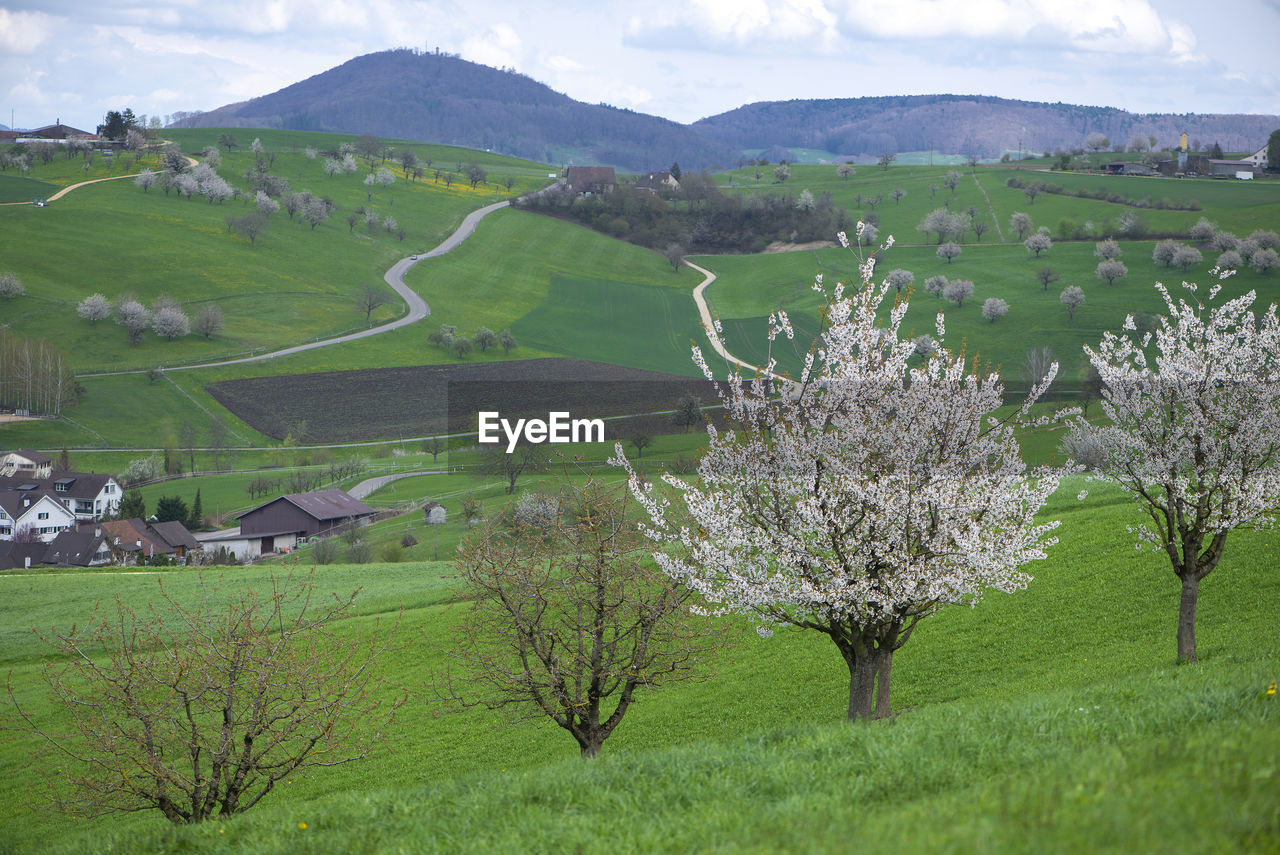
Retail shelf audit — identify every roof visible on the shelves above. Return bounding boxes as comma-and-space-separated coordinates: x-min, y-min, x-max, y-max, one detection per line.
4, 449, 52, 465
101, 518, 173, 555
566, 166, 617, 189
239, 489, 375, 523
1, 471, 116, 500
42, 530, 110, 566
0, 490, 69, 520
0, 541, 48, 571
150, 520, 200, 550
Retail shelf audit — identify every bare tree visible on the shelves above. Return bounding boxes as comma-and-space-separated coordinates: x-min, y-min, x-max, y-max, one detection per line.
662, 243, 686, 272
356, 284, 391, 326
6, 572, 402, 823
232, 212, 268, 246
1037, 267, 1061, 292
480, 442, 543, 494
194, 304, 224, 339
445, 477, 715, 757
1022, 345, 1055, 389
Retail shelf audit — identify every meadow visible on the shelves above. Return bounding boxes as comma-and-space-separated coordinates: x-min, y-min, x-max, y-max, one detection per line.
1, 476, 1276, 852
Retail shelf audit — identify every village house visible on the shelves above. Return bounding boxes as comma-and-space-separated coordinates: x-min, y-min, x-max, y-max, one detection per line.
42, 526, 113, 567
565, 166, 616, 195
0, 489, 76, 542
0, 450, 52, 479
100, 518, 201, 564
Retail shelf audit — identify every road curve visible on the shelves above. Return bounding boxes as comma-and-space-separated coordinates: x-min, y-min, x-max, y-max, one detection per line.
686, 259, 797, 391
162, 200, 511, 372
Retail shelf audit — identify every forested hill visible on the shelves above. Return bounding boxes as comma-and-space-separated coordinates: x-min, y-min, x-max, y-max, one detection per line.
174, 49, 738, 172
693, 95, 1279, 159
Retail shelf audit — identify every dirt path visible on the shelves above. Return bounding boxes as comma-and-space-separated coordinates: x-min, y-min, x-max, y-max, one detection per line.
686, 260, 796, 392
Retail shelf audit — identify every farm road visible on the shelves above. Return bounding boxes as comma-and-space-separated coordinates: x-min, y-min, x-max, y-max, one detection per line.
348, 470, 442, 500
158, 200, 511, 373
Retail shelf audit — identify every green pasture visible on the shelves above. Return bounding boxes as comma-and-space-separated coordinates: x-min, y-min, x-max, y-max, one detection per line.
0, 130, 555, 373
698, 237, 1280, 383
715, 162, 1280, 247
1, 476, 1277, 852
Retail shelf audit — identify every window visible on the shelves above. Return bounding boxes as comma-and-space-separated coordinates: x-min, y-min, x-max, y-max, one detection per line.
38, 512, 49, 520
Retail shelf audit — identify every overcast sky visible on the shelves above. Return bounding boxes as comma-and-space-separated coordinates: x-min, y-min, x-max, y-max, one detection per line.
2, 0, 1278, 133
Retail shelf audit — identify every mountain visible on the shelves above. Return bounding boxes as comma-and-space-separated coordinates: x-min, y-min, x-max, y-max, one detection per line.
175, 49, 737, 172
693, 95, 1278, 159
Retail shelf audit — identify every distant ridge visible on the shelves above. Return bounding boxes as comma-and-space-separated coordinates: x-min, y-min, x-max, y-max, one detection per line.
174, 52, 1278, 168
693, 95, 1278, 159
175, 49, 738, 172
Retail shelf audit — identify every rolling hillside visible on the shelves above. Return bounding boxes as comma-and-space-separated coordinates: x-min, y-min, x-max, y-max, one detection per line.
174, 49, 738, 172
693, 94, 1278, 160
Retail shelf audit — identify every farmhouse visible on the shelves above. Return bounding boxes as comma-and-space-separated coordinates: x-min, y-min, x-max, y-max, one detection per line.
101, 518, 201, 564
566, 166, 616, 195
42, 527, 113, 567
0, 450, 52, 479
236, 489, 376, 554
0, 471, 122, 522
635, 170, 681, 193
0, 490, 76, 542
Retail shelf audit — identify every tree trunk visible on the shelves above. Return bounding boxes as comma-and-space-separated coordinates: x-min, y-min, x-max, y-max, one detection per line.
847, 652, 877, 721
872, 648, 894, 720
1177, 573, 1199, 663
577, 733, 603, 758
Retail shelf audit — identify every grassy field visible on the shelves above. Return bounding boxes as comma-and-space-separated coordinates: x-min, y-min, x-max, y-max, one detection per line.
0, 476, 1276, 852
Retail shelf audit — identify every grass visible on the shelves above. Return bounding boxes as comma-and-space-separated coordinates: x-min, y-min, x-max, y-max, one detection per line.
1, 476, 1277, 852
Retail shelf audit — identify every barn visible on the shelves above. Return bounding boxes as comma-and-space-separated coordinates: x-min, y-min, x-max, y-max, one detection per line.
236, 489, 376, 555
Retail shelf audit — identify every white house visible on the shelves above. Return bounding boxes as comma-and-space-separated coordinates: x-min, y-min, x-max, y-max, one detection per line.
1240, 145, 1269, 169
0, 450, 52, 479
0, 472, 121, 521
0, 491, 77, 542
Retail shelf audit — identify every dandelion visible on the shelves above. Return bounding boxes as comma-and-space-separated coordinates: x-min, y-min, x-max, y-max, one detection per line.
1268, 681, 1276, 697
299, 822, 308, 830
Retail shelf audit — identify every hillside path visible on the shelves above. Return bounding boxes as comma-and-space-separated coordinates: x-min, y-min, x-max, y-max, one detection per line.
127, 200, 511, 374
348, 470, 440, 500
686, 259, 797, 393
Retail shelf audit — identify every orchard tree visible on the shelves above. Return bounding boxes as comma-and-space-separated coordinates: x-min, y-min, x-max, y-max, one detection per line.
356, 284, 390, 326
499, 328, 518, 355
114, 298, 151, 347
886, 269, 914, 293
153, 306, 190, 341
982, 297, 1010, 323
1010, 212, 1034, 241
942, 278, 974, 307
1064, 281, 1280, 662
1086, 133, 1110, 153
614, 227, 1066, 720
1252, 247, 1279, 275
77, 293, 111, 324
1153, 239, 1181, 268
1060, 285, 1085, 323
1189, 218, 1217, 244
135, 169, 156, 193
1094, 239, 1122, 261
936, 242, 962, 264
924, 275, 947, 298
473, 327, 497, 352
0, 273, 25, 300
1025, 232, 1053, 257
1096, 259, 1128, 286
1037, 267, 1061, 292
1173, 246, 1203, 273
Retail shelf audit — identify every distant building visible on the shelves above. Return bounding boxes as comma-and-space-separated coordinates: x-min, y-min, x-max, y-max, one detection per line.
566, 166, 616, 195
635, 170, 681, 193
0, 122, 99, 145
101, 518, 200, 564
236, 489, 376, 555
1209, 160, 1260, 178
0, 450, 52, 479
0, 490, 76, 542
424, 502, 447, 525
0, 471, 122, 522
43, 526, 113, 567
1240, 144, 1269, 169
1105, 161, 1159, 176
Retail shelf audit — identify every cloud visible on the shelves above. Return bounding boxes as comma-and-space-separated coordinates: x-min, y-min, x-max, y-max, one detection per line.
0, 8, 53, 55
627, 0, 1199, 63
460, 22, 524, 70
545, 55, 584, 73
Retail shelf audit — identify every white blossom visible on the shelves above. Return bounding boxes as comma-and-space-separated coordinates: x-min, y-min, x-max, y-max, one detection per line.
613, 233, 1065, 720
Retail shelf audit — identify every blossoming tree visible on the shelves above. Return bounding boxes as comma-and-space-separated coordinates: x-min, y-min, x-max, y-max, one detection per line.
614, 228, 1066, 721
1065, 279, 1280, 663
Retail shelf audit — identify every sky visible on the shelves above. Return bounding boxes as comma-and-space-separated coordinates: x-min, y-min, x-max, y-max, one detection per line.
2, 0, 1278, 133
